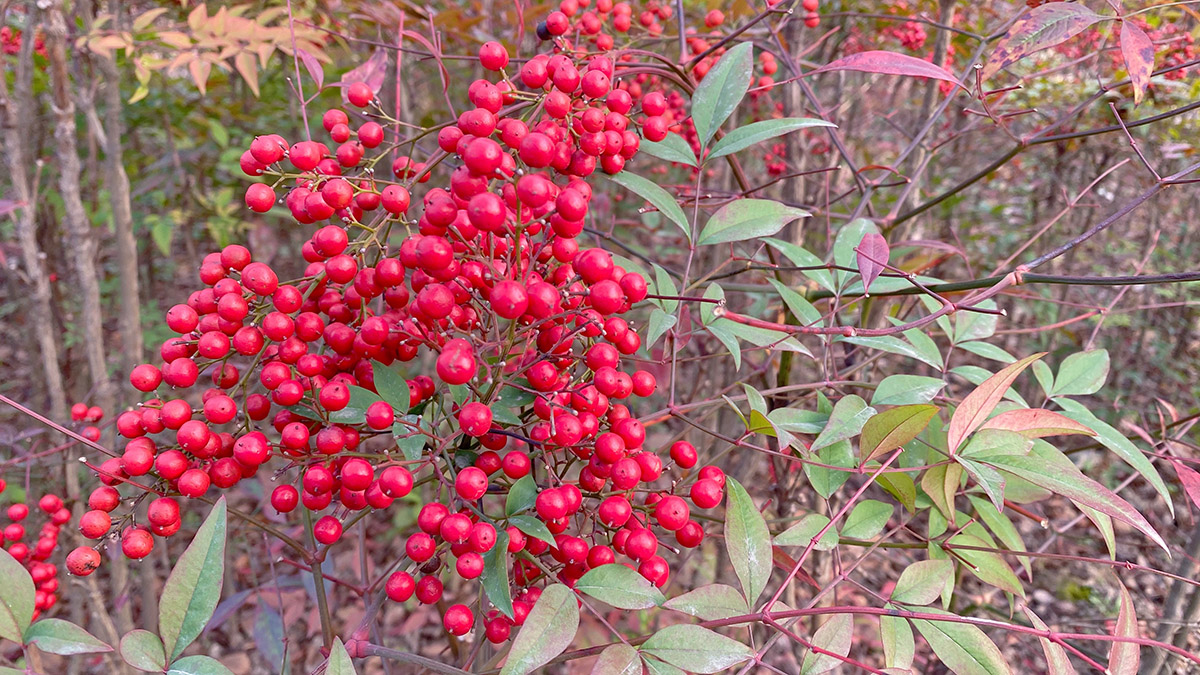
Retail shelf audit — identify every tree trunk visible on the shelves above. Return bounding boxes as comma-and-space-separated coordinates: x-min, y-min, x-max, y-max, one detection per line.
1, 4, 68, 421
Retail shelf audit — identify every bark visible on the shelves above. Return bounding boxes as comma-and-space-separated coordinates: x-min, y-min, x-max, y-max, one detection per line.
1, 4, 68, 421
44, 0, 115, 415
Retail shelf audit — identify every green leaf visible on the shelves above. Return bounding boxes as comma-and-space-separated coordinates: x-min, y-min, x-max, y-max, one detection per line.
764, 238, 835, 292
958, 341, 1017, 364
575, 564, 665, 609
774, 513, 838, 550
159, 496, 227, 662
949, 532, 1025, 597
591, 644, 643, 675
663, 583, 749, 620
840, 500, 893, 540
329, 385, 383, 425
642, 624, 755, 674
979, 448, 1166, 551
607, 171, 690, 241
1051, 349, 1109, 396
956, 456, 1008, 514
708, 117, 836, 159
799, 613, 852, 675
767, 278, 823, 326
892, 560, 954, 605
911, 609, 1013, 675
698, 199, 808, 247
842, 335, 944, 369
639, 132, 697, 166
507, 514, 556, 547
120, 630, 167, 672
871, 375, 946, 406
968, 496, 1031, 577
947, 353, 1044, 454
166, 655, 237, 675
691, 42, 754, 148
482, 531, 514, 619
881, 614, 915, 669
723, 478, 772, 607
768, 407, 829, 435
952, 301, 1000, 344
372, 361, 410, 413
876, 472, 917, 513
393, 415, 426, 461
1053, 398, 1172, 515
506, 475, 538, 516
643, 656, 687, 675
705, 322, 742, 370
23, 619, 111, 655
325, 637, 358, 675
646, 308, 678, 347
500, 584, 580, 675
807, 440, 855, 498
811, 395, 875, 452
860, 404, 938, 463
0, 547, 34, 644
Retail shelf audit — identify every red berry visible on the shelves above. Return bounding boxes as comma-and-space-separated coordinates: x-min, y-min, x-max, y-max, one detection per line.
443, 604, 474, 635
478, 41, 509, 71
455, 467, 489, 501
66, 547, 101, 576
347, 82, 373, 107
313, 516, 343, 545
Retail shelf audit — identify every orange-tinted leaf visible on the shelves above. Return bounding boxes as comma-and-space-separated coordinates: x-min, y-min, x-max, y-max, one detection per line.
856, 232, 890, 295
1120, 21, 1154, 105
189, 58, 212, 95
1108, 578, 1139, 674
1172, 460, 1200, 511
157, 31, 193, 50
187, 3, 208, 31
947, 353, 1044, 454
982, 4, 1106, 80
234, 51, 259, 97
132, 7, 169, 31
979, 408, 1095, 439
811, 51, 966, 91
861, 404, 938, 463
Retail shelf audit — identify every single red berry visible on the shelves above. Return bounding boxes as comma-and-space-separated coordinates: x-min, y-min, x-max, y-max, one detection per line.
443, 604, 474, 635
313, 516, 343, 545
455, 467, 489, 501
66, 547, 101, 576
386, 571, 415, 601
121, 528, 155, 559
478, 41, 509, 71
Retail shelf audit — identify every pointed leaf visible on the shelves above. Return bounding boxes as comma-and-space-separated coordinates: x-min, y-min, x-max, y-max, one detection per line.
697, 199, 808, 247
506, 475, 538, 516
591, 644, 643, 675
575, 564, 665, 610
500, 584, 580, 675
297, 48, 325, 89
861, 404, 938, 462
507, 514, 556, 547
979, 408, 1094, 439
663, 584, 749, 620
642, 624, 755, 673
1023, 608, 1076, 675
812, 50, 966, 90
121, 630, 167, 672
881, 614, 915, 670
1050, 349, 1109, 397
855, 233, 890, 295
1120, 21, 1155, 105
764, 238, 835, 292
800, 614, 853, 675
482, 531, 514, 619
812, 395, 874, 452
691, 42, 754, 147
639, 132, 697, 166
724, 478, 772, 606
871, 376, 945, 407
892, 560, 954, 605
708, 117, 836, 160
947, 353, 1044, 453
607, 171, 690, 241
326, 637, 358, 675
22, 619, 111, 655
948, 533, 1025, 597
840, 500, 893, 540
341, 48, 388, 96
166, 655, 236, 675
911, 610, 1013, 675
0, 548, 34, 644
159, 497, 228, 661
372, 361, 411, 413
774, 513, 838, 551
842, 335, 944, 369
1109, 579, 1139, 675
982, 4, 1106, 80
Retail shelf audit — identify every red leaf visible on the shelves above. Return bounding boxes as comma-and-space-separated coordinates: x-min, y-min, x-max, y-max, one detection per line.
1120, 21, 1155, 105
1172, 460, 1200, 511
979, 408, 1096, 439
855, 232, 889, 295
341, 49, 388, 98
947, 353, 1045, 454
770, 546, 819, 590
297, 48, 324, 91
810, 51, 966, 91
1108, 578, 1140, 674
982, 4, 1106, 80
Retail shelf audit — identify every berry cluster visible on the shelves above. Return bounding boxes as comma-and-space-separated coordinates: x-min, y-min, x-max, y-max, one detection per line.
70, 10, 739, 644
1, 481, 73, 620
69, 402, 105, 443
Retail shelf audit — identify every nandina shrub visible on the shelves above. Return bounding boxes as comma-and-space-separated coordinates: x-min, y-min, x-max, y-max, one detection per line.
3, 1, 1200, 674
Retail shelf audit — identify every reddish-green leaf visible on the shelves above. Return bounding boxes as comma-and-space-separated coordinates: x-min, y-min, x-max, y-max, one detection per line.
800, 614, 853, 674
664, 584, 749, 620
574, 564, 665, 610
1023, 608, 1076, 675
642, 624, 754, 673
22, 619, 111, 655
811, 50, 967, 91
500, 584, 579, 675
341, 48, 388, 96
892, 560, 954, 605
1109, 580, 1139, 675
724, 478, 772, 607
982, 4, 1107, 80
1172, 460, 1200, 511
979, 452, 1166, 551
325, 637, 357, 675
1120, 21, 1155, 105
855, 232, 890, 295
880, 614, 915, 670
861, 404, 938, 462
697, 199, 808, 247
947, 353, 1044, 454
979, 408, 1094, 439
120, 630, 167, 672
591, 644, 642, 675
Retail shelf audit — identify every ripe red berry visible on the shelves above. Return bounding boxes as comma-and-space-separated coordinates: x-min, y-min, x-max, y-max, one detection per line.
443, 604, 474, 635
347, 82, 374, 107
121, 528, 154, 559
313, 516, 343, 545
455, 467, 489, 501
478, 41, 509, 71
690, 479, 723, 509
245, 183, 276, 212
271, 485, 299, 513
79, 510, 111, 539
386, 571, 415, 601
66, 547, 101, 576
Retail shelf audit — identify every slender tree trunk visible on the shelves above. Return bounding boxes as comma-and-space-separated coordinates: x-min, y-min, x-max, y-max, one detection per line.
44, 0, 115, 416
1, 5, 68, 422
